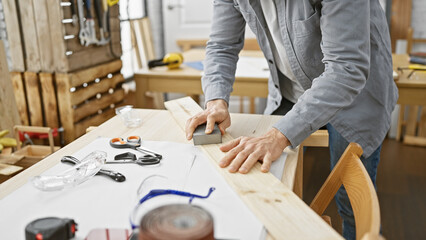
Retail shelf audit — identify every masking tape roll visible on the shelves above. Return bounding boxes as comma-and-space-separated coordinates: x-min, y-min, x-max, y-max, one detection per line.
139, 204, 214, 240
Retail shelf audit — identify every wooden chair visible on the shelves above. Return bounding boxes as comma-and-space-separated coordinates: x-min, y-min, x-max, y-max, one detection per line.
406, 27, 426, 54
395, 28, 426, 145
310, 142, 381, 240
130, 17, 165, 109
293, 129, 329, 198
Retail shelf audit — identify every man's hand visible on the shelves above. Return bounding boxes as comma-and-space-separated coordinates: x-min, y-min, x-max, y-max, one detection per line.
219, 128, 290, 174
185, 99, 231, 140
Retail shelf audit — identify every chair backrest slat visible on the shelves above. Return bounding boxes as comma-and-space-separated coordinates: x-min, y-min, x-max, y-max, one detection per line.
310, 143, 381, 240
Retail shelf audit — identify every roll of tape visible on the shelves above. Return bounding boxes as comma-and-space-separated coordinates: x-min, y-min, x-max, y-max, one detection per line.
139, 204, 214, 240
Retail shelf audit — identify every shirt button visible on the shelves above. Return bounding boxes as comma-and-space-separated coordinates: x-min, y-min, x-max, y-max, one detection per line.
274, 84, 279, 88
275, 101, 279, 105
268, 59, 274, 64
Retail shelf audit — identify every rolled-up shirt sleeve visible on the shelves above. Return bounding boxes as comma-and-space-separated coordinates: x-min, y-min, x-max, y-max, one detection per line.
202, 0, 246, 106
273, 0, 371, 147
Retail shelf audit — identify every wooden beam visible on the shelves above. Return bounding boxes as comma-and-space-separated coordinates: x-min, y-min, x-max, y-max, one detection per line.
164, 97, 341, 239
2, 0, 25, 71
46, 0, 68, 73
55, 73, 75, 143
10, 73, 29, 126
403, 135, 426, 147
70, 74, 125, 106
19, 0, 41, 72
302, 130, 329, 147
0, 41, 21, 137
23, 72, 43, 126
69, 60, 122, 87
39, 73, 59, 128
33, 0, 55, 72
73, 89, 125, 122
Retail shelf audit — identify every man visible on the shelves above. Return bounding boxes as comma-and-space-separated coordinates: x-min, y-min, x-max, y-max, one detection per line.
185, 0, 397, 239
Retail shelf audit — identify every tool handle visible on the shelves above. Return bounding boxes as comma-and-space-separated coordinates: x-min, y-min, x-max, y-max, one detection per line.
61, 156, 81, 165
127, 136, 141, 144
71, 0, 77, 15
85, 0, 92, 18
94, 0, 103, 27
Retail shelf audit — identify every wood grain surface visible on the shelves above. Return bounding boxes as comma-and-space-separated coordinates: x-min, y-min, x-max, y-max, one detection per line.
164, 97, 342, 240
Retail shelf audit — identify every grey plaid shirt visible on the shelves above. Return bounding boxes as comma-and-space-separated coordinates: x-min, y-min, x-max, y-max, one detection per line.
202, 0, 398, 157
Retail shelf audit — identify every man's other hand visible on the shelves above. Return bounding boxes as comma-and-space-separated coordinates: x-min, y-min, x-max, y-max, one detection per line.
219, 128, 290, 174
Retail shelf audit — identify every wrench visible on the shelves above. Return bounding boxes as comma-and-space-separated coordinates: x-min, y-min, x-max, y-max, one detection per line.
77, 0, 90, 45
84, 0, 99, 46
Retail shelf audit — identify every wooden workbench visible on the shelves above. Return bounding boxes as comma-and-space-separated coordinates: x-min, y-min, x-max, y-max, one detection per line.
0, 105, 341, 239
393, 54, 426, 145
134, 49, 269, 109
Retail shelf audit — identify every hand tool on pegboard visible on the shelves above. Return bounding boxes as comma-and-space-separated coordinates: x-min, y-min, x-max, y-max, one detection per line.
83, 0, 99, 46
107, 0, 119, 6
94, 0, 110, 45
77, 0, 91, 45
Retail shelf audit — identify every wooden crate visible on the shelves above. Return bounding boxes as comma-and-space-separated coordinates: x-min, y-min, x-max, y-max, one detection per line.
3, 0, 121, 72
10, 72, 59, 128
56, 60, 126, 143
10, 60, 125, 144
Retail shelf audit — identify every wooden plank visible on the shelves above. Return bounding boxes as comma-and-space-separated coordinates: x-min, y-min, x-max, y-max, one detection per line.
33, 0, 54, 72
47, 0, 68, 73
24, 72, 43, 126
405, 106, 419, 136
55, 73, 75, 143
66, 43, 121, 72
403, 135, 426, 147
396, 105, 405, 141
0, 41, 21, 136
69, 60, 122, 87
390, 0, 412, 52
140, 18, 156, 60
0, 163, 23, 175
2, 0, 25, 71
19, 0, 41, 72
164, 97, 342, 240
302, 130, 329, 147
130, 21, 143, 69
74, 107, 116, 137
70, 74, 125, 106
10, 73, 29, 126
39, 73, 59, 128
293, 144, 304, 199
73, 89, 125, 122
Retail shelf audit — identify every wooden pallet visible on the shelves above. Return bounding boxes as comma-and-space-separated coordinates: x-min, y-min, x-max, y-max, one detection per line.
10, 60, 125, 144
56, 60, 126, 143
3, 0, 121, 72
10, 72, 58, 128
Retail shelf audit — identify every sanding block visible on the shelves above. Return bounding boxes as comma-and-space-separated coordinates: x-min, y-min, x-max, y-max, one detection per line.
193, 123, 222, 145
